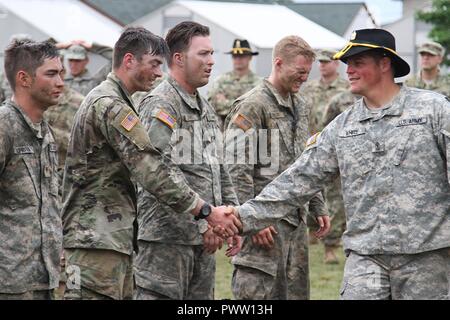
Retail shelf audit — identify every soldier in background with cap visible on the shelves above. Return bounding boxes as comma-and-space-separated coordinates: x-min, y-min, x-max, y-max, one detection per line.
57, 40, 113, 96
228, 28, 450, 300
207, 39, 261, 130
405, 41, 449, 97
302, 49, 349, 134
302, 49, 349, 263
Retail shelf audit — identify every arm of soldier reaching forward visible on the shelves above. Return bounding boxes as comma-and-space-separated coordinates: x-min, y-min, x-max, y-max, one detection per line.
218, 127, 340, 237
98, 98, 241, 237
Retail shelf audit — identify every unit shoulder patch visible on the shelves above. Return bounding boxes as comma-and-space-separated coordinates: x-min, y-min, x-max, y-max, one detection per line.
306, 132, 321, 147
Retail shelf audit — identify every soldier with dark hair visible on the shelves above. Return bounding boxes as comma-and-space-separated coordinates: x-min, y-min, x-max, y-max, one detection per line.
0, 39, 64, 299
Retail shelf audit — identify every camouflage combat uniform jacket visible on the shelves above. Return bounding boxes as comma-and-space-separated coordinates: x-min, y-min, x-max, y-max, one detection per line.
302, 76, 349, 134
207, 70, 261, 118
136, 77, 239, 244
62, 73, 200, 256
224, 80, 326, 275
405, 71, 450, 97
44, 86, 84, 169
64, 43, 113, 96
239, 85, 450, 255
0, 101, 62, 293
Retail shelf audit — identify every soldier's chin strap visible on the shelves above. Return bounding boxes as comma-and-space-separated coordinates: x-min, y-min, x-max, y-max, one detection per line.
333, 42, 398, 60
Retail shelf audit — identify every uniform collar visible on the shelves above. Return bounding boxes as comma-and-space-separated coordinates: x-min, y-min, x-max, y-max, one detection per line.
6, 100, 46, 139
263, 79, 298, 110
355, 84, 407, 122
167, 76, 201, 111
107, 72, 137, 113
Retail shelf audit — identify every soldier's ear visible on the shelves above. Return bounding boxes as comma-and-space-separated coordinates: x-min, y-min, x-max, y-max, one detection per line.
16, 70, 32, 88
122, 53, 135, 69
173, 52, 184, 67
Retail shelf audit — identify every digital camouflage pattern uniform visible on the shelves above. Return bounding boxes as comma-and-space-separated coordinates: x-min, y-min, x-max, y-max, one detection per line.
302, 76, 349, 134
207, 70, 261, 130
0, 101, 62, 299
64, 43, 112, 96
134, 77, 239, 300
405, 71, 450, 97
224, 80, 327, 300
44, 86, 84, 170
238, 86, 450, 300
0, 71, 12, 103
62, 73, 201, 300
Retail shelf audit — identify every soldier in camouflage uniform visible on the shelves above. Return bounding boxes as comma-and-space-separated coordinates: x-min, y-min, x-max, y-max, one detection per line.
317, 90, 359, 264
62, 27, 241, 300
44, 56, 85, 172
405, 41, 449, 97
231, 29, 450, 300
224, 36, 328, 300
0, 39, 64, 299
302, 49, 349, 134
207, 39, 261, 130
301, 49, 349, 263
58, 40, 113, 96
134, 21, 241, 301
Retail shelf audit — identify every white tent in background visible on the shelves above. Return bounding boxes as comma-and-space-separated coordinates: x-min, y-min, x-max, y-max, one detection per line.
0, 0, 122, 71
132, 0, 347, 87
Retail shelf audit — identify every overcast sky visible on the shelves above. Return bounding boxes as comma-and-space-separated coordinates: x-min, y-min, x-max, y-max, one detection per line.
293, 0, 403, 25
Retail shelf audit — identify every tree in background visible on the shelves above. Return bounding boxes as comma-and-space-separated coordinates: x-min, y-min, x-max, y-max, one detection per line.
416, 0, 450, 66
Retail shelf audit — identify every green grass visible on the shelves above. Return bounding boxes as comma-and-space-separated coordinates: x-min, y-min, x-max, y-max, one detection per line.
214, 243, 345, 300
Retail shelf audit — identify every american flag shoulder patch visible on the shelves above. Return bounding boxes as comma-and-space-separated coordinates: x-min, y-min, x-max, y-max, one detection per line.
233, 113, 253, 132
121, 111, 139, 131
156, 109, 176, 129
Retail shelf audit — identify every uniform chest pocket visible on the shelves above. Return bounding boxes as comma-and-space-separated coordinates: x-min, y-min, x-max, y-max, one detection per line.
337, 129, 374, 177
392, 117, 429, 166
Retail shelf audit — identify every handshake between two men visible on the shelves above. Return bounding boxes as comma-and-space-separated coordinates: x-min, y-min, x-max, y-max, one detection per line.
192, 200, 331, 245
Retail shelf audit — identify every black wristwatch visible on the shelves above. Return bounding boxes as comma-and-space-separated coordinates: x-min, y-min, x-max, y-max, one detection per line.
194, 202, 212, 220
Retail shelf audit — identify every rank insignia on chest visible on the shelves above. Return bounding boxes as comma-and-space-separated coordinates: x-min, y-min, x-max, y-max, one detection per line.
233, 113, 253, 132
156, 109, 176, 129
121, 112, 139, 131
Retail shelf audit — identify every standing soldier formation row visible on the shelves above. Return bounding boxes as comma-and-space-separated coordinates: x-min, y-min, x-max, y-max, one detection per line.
0, 22, 448, 300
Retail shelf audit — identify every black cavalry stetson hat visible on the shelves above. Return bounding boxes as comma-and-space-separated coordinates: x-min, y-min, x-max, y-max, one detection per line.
333, 28, 410, 78
226, 39, 259, 56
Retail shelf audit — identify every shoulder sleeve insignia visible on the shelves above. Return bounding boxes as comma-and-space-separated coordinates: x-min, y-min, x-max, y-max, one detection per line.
156, 109, 176, 129
233, 113, 253, 132
306, 132, 321, 147
121, 111, 139, 131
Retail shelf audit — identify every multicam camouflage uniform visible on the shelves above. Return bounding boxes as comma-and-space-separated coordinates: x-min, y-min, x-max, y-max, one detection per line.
237, 86, 450, 300
62, 73, 201, 300
224, 80, 327, 300
134, 77, 239, 300
64, 43, 112, 96
0, 101, 62, 299
44, 86, 84, 170
405, 71, 450, 97
302, 76, 349, 134
207, 70, 261, 130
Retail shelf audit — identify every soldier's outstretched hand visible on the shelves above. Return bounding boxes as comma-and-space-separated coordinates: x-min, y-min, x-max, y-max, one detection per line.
208, 206, 242, 238
314, 215, 331, 239
251, 226, 277, 250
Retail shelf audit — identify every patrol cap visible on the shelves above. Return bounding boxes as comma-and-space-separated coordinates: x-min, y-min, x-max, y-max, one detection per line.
226, 39, 259, 56
316, 49, 337, 62
418, 41, 444, 56
65, 44, 88, 60
333, 28, 410, 78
